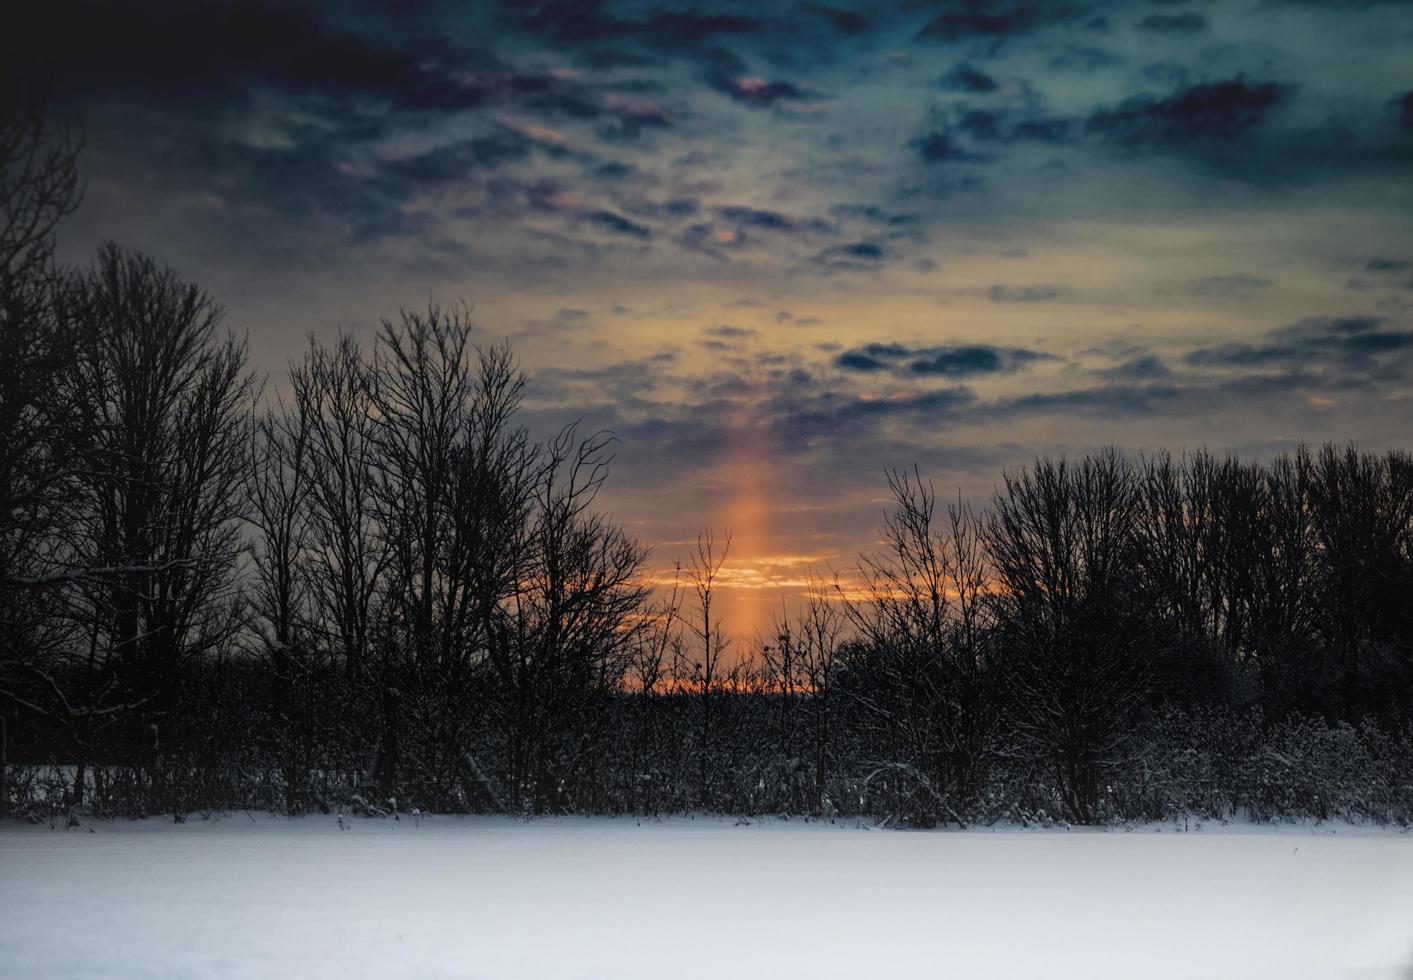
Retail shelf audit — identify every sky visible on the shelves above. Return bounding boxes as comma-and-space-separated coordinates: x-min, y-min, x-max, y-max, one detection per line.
25, 0, 1413, 641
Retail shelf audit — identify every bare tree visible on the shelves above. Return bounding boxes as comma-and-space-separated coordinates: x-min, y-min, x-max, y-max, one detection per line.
0, 62, 80, 286
1306, 444, 1413, 718
0, 64, 82, 569
366, 304, 538, 803
631, 579, 682, 698
1135, 450, 1254, 705
493, 424, 648, 812
291, 334, 384, 681
837, 469, 987, 826
58, 244, 253, 812
766, 576, 845, 812
244, 392, 315, 811
366, 306, 476, 798
625, 581, 684, 812
0, 65, 85, 810
675, 529, 730, 809
986, 450, 1148, 824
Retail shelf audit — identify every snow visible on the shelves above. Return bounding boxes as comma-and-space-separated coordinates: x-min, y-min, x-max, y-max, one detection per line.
1, 815, 1411, 979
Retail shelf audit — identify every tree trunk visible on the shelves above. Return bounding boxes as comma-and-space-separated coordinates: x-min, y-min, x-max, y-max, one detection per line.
72, 756, 87, 808
374, 682, 400, 799
0, 711, 8, 819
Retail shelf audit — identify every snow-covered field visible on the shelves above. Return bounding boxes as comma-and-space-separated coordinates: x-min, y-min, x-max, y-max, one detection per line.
1, 815, 1410, 979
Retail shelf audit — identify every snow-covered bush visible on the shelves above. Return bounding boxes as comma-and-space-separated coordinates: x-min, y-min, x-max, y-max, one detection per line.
1111, 708, 1412, 827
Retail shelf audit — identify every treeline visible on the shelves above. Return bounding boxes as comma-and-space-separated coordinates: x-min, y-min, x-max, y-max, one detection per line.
3, 68, 1412, 827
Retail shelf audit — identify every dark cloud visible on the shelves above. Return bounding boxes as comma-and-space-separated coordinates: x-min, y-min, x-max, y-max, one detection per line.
915, 132, 974, 162
909, 345, 1050, 376
769, 386, 979, 444
627, 9, 765, 48
815, 242, 887, 269
834, 341, 1052, 377
715, 206, 831, 234
28, 1, 550, 120
1086, 79, 1286, 145
1264, 0, 1413, 6
628, 197, 700, 221
991, 383, 1182, 418
597, 95, 674, 139
936, 63, 1000, 93
581, 48, 659, 69
593, 160, 636, 179
830, 204, 920, 226
529, 353, 679, 409
916, 7, 1040, 42
915, 4, 1086, 44
837, 242, 885, 260
583, 209, 653, 239
480, 85, 675, 141
704, 324, 758, 339
778, 322, 1406, 441
1136, 13, 1208, 33
680, 223, 740, 260
515, 1, 762, 49
833, 342, 911, 372
141, 127, 415, 245
988, 284, 1069, 302
717, 206, 796, 231
1011, 117, 1078, 142
525, 89, 602, 121
957, 111, 1004, 142
910, 347, 1007, 376
800, 3, 873, 35
382, 132, 534, 185
1050, 45, 1122, 72
1185, 316, 1413, 372
1367, 258, 1412, 273
23, 1, 711, 254
1213, 371, 1318, 399
927, 74, 1401, 187
920, 72, 1379, 190
835, 351, 885, 371
1186, 274, 1275, 296
1100, 355, 1172, 381
1399, 91, 1413, 131
957, 109, 1074, 144
708, 71, 810, 108
1142, 61, 1192, 88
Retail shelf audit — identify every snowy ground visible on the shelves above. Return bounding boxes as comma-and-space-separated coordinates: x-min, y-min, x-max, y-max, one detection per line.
1, 814, 1411, 979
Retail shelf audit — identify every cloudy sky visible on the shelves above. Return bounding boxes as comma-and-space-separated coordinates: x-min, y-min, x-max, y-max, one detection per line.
29, 0, 1413, 639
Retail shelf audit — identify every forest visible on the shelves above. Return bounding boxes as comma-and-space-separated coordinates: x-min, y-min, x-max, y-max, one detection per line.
3, 66, 1412, 830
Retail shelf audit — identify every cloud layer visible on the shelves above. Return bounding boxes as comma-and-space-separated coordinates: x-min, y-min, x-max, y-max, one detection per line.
31, 0, 1413, 636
